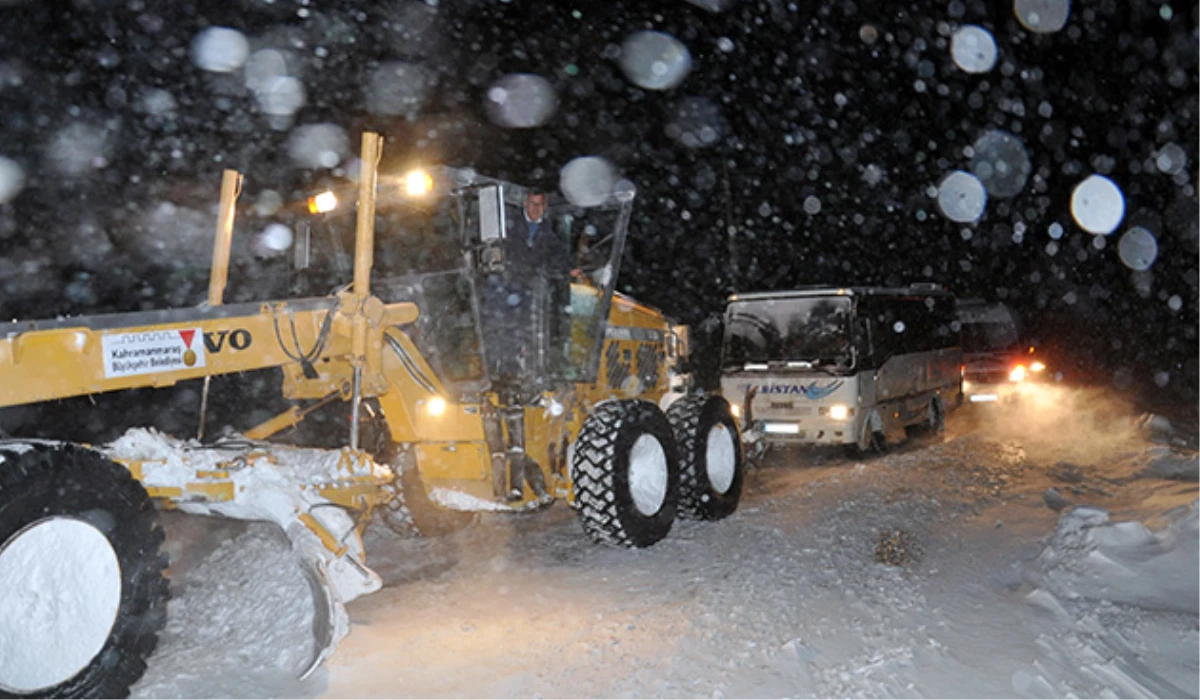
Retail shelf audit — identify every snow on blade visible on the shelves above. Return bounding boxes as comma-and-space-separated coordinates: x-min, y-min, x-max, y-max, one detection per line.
485, 73, 558, 129
937, 170, 987, 222
130, 523, 318, 698
950, 25, 998, 74
1071, 174, 1125, 234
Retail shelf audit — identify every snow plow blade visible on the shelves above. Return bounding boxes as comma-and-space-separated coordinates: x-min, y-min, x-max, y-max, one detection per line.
102, 427, 390, 677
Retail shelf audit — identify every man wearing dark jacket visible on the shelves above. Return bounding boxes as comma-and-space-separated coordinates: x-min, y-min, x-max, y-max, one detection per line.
481, 188, 572, 391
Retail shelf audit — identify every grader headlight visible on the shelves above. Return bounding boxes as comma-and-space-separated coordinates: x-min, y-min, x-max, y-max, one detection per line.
424, 396, 447, 417
307, 190, 338, 214
404, 169, 433, 197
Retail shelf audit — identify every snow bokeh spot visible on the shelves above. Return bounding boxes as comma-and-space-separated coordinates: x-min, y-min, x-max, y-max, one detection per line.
244, 49, 288, 94
253, 223, 293, 258
190, 27, 250, 73
969, 130, 1030, 198
618, 31, 692, 91
45, 123, 112, 176
286, 123, 349, 170
255, 76, 306, 117
665, 97, 723, 148
1071, 174, 1125, 235
1155, 143, 1187, 175
484, 73, 558, 129
0, 156, 24, 204
1014, 0, 1071, 34
950, 25, 997, 74
367, 62, 434, 119
937, 170, 987, 223
1117, 227, 1158, 271
560, 156, 617, 208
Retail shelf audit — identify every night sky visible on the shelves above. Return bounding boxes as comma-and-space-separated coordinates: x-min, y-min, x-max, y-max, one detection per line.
0, 0, 1197, 413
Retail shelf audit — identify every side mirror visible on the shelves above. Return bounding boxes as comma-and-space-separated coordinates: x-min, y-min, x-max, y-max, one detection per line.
478, 185, 505, 242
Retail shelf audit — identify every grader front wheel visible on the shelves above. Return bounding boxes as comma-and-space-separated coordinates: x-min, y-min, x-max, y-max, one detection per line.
378, 449, 477, 537
570, 400, 680, 548
0, 443, 169, 699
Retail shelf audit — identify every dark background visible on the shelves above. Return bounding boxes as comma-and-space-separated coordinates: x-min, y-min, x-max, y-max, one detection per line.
1, 0, 1196, 437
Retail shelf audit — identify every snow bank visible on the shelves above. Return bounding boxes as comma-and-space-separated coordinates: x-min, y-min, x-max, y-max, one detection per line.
1015, 501, 1198, 697
1029, 502, 1199, 614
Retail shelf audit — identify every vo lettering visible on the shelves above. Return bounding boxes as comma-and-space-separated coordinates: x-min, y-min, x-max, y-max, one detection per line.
204, 329, 252, 353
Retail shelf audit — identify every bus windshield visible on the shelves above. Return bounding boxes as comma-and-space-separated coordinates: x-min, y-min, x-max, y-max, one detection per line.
722, 297, 853, 369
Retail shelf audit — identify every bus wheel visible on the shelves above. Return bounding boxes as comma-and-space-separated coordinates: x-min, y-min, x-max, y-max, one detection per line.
907, 398, 945, 438
855, 410, 885, 454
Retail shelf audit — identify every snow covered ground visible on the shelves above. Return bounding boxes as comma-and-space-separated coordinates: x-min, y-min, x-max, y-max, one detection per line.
131, 385, 1199, 699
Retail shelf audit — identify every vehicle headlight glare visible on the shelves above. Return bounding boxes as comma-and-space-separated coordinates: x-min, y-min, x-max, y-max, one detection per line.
730, 404, 741, 418
308, 190, 337, 214
425, 396, 447, 416
405, 169, 433, 197
829, 404, 849, 421
1009, 365, 1027, 382
1030, 361, 1046, 372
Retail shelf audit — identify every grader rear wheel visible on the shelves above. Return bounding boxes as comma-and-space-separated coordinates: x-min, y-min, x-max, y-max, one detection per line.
0, 443, 168, 699
570, 400, 680, 548
666, 394, 745, 521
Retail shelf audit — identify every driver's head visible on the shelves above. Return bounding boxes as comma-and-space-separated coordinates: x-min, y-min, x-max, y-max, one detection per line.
524, 189, 547, 222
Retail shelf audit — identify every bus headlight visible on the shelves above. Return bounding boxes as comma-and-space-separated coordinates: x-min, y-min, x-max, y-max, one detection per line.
829, 404, 850, 421
424, 396, 447, 417
1030, 361, 1046, 372
730, 404, 741, 419
1009, 365, 1027, 382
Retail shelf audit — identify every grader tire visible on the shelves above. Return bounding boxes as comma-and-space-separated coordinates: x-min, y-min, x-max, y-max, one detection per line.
0, 443, 168, 699
379, 452, 476, 537
666, 394, 745, 521
570, 400, 680, 548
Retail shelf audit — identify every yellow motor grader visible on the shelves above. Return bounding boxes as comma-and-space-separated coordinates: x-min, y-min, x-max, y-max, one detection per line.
0, 132, 744, 698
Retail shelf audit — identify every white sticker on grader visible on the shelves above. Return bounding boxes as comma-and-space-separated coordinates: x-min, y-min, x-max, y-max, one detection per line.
101, 328, 206, 378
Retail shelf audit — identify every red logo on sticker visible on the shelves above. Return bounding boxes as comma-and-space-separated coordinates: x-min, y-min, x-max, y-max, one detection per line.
179, 330, 196, 348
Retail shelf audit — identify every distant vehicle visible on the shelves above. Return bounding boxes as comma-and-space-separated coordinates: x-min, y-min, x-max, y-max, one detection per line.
719, 285, 963, 454
955, 299, 1047, 403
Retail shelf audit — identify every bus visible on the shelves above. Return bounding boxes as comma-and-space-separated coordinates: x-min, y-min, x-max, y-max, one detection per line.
719, 285, 963, 453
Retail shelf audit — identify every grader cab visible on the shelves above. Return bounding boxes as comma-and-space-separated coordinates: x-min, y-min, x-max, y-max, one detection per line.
0, 133, 744, 698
